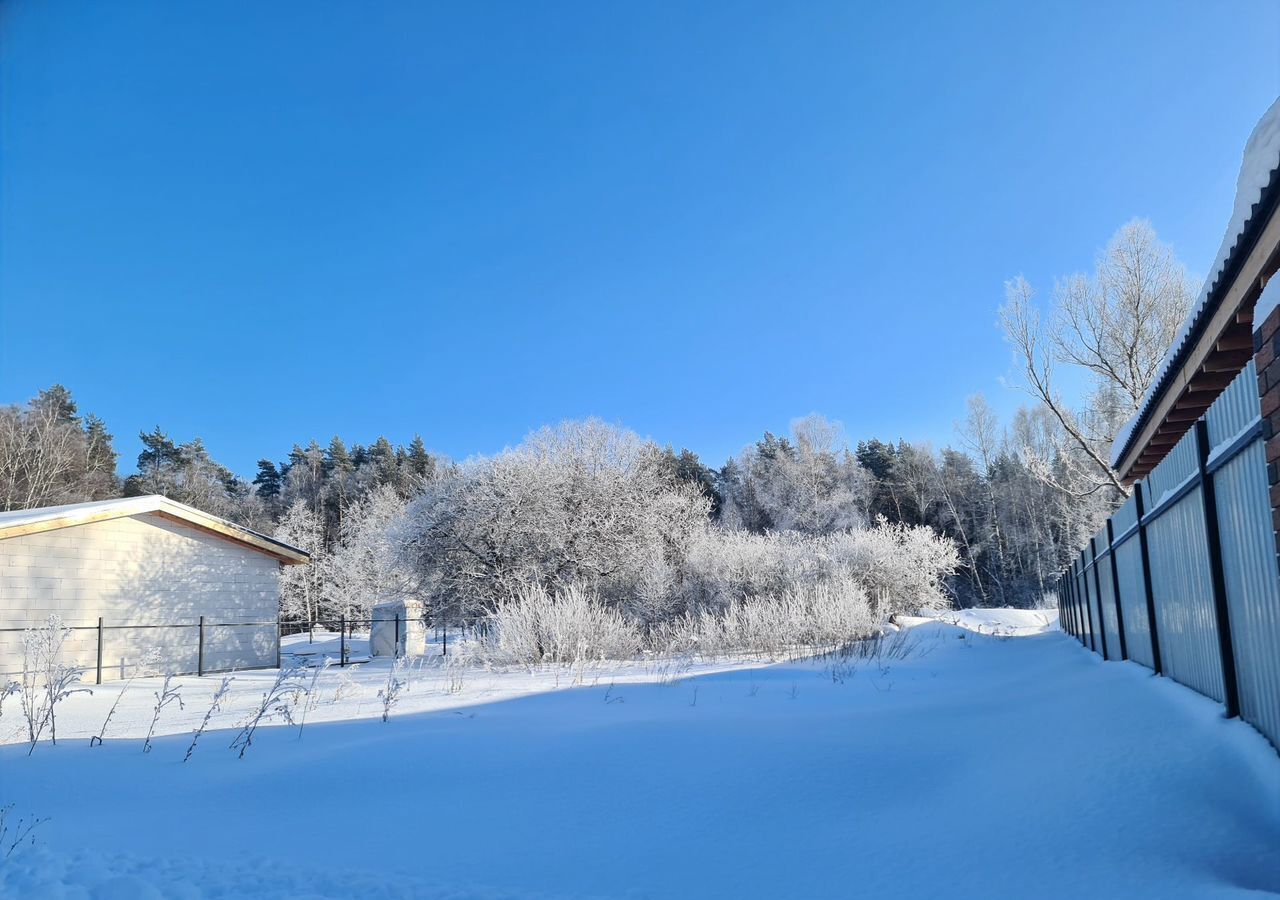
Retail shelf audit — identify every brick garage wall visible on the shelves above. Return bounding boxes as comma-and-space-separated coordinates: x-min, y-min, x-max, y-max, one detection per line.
0, 513, 281, 680
1255, 304, 1280, 558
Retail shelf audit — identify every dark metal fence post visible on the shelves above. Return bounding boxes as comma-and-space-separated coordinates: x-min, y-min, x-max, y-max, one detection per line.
1106, 521, 1128, 660
1060, 574, 1069, 635
1133, 484, 1163, 675
96, 616, 104, 685
197, 615, 205, 676
1066, 572, 1075, 637
1072, 566, 1082, 642
339, 614, 347, 667
442, 622, 448, 657
1081, 549, 1097, 653
1076, 569, 1084, 642
1066, 575, 1073, 636
1064, 572, 1073, 637
1090, 538, 1111, 660
1196, 420, 1241, 718
394, 614, 401, 658
1061, 575, 1070, 635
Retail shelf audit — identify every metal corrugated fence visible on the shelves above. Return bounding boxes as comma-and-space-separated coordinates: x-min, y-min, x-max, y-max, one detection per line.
1053, 360, 1280, 753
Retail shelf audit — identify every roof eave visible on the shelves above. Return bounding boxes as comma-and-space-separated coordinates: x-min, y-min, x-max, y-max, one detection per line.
1114, 170, 1280, 484
0, 496, 310, 565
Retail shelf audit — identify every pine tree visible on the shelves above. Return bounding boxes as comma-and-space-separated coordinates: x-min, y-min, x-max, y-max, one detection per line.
252, 459, 283, 501
81, 415, 119, 500
32, 385, 79, 425
407, 435, 435, 480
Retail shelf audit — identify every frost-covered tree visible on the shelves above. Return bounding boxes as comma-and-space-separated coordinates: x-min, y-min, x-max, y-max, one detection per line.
325, 485, 418, 620
402, 419, 710, 619
0, 386, 119, 510
999, 219, 1195, 499
720, 415, 872, 535
276, 500, 328, 623
122, 429, 265, 525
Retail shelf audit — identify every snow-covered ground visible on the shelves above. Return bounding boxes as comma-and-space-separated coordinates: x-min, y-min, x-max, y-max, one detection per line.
2, 610, 1278, 899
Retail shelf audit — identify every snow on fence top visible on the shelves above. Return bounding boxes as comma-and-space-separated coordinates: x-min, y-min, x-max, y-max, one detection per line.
1111, 96, 1280, 471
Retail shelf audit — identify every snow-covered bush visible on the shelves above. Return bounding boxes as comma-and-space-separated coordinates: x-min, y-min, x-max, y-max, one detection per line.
678, 521, 958, 617
824, 521, 959, 616
473, 582, 643, 665
654, 577, 877, 658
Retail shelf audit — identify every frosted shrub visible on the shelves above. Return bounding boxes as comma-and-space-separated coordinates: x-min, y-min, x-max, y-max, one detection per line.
184, 675, 234, 762
330, 663, 363, 703
92, 648, 162, 748
824, 521, 959, 617
296, 657, 332, 737
477, 582, 642, 665
143, 673, 184, 753
378, 657, 408, 723
0, 805, 47, 860
679, 522, 958, 617
20, 615, 91, 753
230, 666, 307, 759
655, 577, 877, 658
0, 680, 17, 724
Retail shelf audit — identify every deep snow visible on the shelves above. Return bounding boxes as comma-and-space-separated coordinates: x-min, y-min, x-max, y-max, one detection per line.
2, 611, 1278, 899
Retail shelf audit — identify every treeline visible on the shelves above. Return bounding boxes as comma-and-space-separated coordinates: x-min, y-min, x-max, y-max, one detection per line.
0, 220, 1195, 622
0, 385, 1074, 610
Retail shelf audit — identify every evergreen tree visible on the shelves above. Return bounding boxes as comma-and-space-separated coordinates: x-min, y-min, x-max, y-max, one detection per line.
407, 435, 435, 480
33, 385, 79, 425
81, 415, 119, 499
252, 459, 283, 501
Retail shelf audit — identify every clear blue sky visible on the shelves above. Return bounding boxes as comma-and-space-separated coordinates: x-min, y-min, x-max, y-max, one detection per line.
3, 1, 1279, 477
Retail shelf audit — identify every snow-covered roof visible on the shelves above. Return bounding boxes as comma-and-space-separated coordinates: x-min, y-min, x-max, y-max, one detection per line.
1111, 96, 1280, 472
0, 495, 308, 564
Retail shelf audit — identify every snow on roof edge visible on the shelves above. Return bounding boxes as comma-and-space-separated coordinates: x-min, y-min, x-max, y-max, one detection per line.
0, 495, 308, 562
1111, 96, 1280, 472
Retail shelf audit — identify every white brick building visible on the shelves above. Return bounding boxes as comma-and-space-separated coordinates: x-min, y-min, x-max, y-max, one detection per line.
0, 495, 308, 682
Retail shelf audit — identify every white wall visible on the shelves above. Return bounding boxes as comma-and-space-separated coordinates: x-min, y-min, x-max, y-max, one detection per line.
0, 513, 282, 681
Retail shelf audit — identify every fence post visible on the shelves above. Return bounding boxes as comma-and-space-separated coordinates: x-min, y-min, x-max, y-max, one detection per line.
1071, 566, 1080, 641
1064, 571, 1073, 637
1060, 574, 1069, 635
1064, 575, 1072, 636
1106, 521, 1128, 660
1070, 573, 1079, 638
1067, 571, 1076, 637
1196, 420, 1241, 718
1081, 549, 1097, 654
442, 622, 448, 657
197, 615, 205, 677
340, 614, 347, 667
275, 617, 282, 669
1091, 538, 1112, 659
1133, 484, 1162, 675
96, 616, 104, 685
394, 614, 401, 659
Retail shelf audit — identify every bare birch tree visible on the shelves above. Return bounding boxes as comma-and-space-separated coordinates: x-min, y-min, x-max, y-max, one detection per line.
999, 219, 1195, 500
